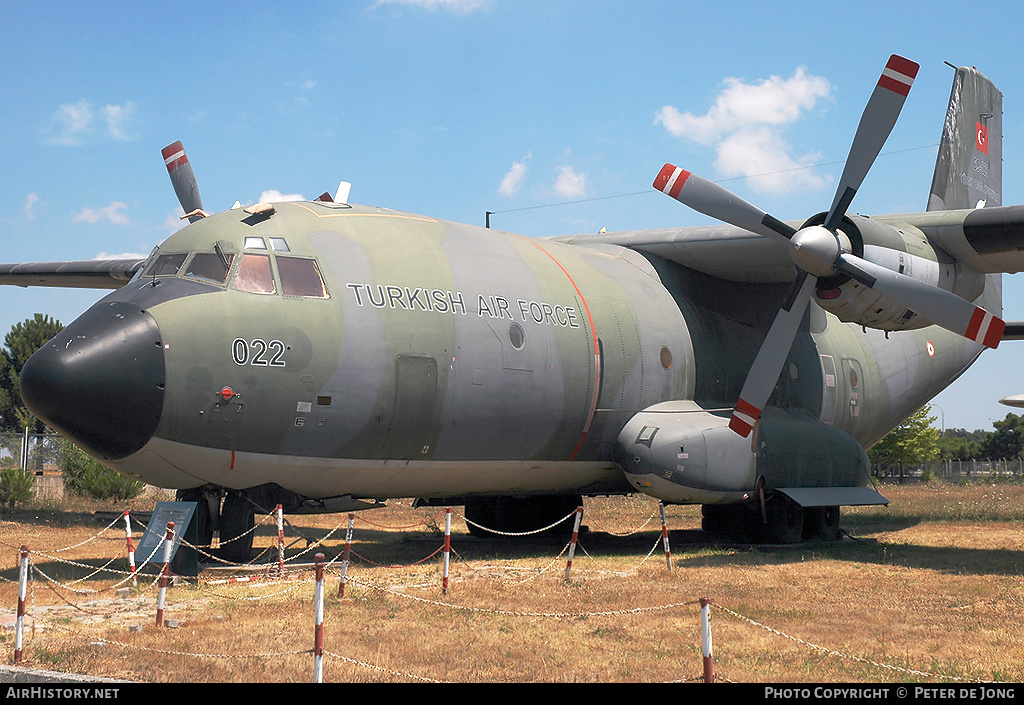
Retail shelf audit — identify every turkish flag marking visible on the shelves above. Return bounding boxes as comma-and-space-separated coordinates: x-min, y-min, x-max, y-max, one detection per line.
976, 122, 989, 155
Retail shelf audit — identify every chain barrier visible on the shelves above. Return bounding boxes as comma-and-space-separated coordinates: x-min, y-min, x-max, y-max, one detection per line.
3, 499, 1006, 684
714, 602, 998, 684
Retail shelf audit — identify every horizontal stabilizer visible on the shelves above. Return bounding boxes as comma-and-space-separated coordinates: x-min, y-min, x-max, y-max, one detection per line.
1003, 322, 1024, 340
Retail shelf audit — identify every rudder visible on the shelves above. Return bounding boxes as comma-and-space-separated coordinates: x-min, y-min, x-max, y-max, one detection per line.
927, 65, 1002, 212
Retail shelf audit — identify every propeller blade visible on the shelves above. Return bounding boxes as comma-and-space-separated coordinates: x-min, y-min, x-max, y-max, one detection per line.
729, 272, 817, 437
653, 164, 797, 244
161, 141, 205, 223
835, 253, 1004, 348
824, 55, 919, 231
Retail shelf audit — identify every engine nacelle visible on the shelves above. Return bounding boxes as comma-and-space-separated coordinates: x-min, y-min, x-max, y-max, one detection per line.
812, 213, 985, 331
614, 401, 756, 505
615, 401, 871, 505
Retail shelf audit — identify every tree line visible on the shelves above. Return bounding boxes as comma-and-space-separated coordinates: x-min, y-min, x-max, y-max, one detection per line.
865, 406, 1024, 466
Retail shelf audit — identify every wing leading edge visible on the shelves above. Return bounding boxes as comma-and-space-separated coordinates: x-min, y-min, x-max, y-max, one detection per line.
0, 258, 146, 289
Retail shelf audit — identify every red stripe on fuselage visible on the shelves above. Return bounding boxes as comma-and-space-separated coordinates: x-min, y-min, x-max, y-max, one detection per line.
526, 240, 601, 461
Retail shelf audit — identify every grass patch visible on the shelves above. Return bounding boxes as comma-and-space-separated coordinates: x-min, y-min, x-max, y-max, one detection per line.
0, 484, 1021, 683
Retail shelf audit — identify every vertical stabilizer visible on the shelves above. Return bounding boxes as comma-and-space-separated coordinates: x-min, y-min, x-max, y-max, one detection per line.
927, 66, 1002, 211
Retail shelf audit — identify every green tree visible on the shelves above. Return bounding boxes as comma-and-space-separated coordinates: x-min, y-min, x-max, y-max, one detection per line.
0, 466, 35, 508
980, 413, 1024, 459
869, 405, 942, 469
0, 314, 63, 432
59, 440, 144, 501
938, 428, 985, 460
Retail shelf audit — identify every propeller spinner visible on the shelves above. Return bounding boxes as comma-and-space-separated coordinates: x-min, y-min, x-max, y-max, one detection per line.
654, 55, 1005, 437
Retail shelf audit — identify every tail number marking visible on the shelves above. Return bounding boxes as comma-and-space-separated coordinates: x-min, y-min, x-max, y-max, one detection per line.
232, 338, 287, 367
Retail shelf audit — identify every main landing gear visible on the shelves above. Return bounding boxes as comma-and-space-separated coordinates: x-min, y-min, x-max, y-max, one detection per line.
176, 487, 255, 564
701, 493, 841, 544
463, 495, 583, 538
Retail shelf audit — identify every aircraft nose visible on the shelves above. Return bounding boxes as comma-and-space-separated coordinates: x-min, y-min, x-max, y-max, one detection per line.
19, 301, 165, 461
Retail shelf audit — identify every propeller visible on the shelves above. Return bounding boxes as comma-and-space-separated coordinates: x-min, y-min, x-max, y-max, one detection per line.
161, 141, 207, 222
654, 54, 1005, 438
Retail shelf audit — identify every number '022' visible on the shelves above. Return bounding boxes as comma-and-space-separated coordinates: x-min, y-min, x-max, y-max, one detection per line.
232, 338, 287, 367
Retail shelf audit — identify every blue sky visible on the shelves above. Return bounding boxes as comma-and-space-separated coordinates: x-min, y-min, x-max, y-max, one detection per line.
2, 0, 1024, 431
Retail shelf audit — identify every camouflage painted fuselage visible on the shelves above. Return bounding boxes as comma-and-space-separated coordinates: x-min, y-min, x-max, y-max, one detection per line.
37, 199, 986, 507
15, 63, 1009, 511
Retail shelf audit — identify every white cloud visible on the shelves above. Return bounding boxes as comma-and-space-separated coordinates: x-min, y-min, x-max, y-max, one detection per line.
47, 99, 138, 145
259, 190, 306, 203
655, 66, 832, 194
23, 193, 39, 221
93, 251, 149, 261
73, 202, 130, 226
553, 165, 587, 198
102, 101, 137, 141
715, 127, 828, 193
498, 153, 531, 197
48, 99, 94, 145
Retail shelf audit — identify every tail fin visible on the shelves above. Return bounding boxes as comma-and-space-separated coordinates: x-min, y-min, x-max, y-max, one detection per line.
927, 65, 1002, 211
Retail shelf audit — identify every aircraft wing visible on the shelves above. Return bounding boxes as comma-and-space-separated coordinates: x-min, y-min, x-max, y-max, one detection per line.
555, 223, 798, 283
0, 258, 146, 289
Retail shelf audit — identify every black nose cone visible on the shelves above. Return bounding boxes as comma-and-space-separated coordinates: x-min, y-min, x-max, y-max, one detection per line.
20, 301, 165, 460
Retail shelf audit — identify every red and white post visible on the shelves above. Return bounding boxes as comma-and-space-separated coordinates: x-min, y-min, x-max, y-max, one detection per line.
156, 522, 175, 627
659, 502, 672, 571
314, 552, 326, 683
14, 545, 29, 663
442, 507, 452, 595
338, 512, 354, 598
123, 510, 137, 586
276, 504, 285, 576
700, 597, 715, 683
564, 506, 584, 580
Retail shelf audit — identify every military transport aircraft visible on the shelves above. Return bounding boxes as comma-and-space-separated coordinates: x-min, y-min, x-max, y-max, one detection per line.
3, 55, 1021, 558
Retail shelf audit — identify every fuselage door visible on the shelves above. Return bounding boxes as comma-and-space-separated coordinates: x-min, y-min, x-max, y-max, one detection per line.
381, 355, 440, 459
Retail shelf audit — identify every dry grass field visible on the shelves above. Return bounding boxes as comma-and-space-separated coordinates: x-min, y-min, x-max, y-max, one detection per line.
0, 480, 1022, 683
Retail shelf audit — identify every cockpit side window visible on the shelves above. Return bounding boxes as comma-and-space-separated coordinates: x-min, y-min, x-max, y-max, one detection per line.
277, 256, 328, 298
233, 253, 276, 294
144, 253, 188, 277
184, 252, 234, 285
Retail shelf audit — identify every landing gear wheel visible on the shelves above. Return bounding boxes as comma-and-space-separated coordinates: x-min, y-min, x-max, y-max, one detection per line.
763, 494, 804, 544
701, 503, 762, 543
464, 498, 498, 538
176, 487, 214, 548
219, 491, 255, 563
464, 496, 582, 538
803, 506, 841, 542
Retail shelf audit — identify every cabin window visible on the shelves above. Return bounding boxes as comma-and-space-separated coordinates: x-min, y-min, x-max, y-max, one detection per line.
508, 322, 525, 349
184, 252, 233, 285
233, 254, 276, 294
144, 253, 187, 277
278, 256, 327, 298
244, 237, 267, 250
270, 237, 290, 252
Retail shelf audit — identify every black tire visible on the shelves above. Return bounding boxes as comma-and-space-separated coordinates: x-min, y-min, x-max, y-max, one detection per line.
803, 506, 841, 542
176, 487, 214, 548
219, 490, 255, 563
763, 494, 804, 544
703, 503, 763, 543
464, 498, 498, 538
